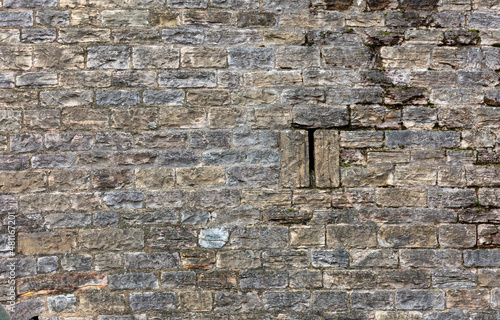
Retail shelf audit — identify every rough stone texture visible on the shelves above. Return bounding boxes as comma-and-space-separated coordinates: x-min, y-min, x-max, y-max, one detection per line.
0, 0, 499, 318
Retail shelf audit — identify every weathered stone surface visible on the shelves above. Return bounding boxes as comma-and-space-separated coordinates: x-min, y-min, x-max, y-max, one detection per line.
214, 291, 262, 312
18, 232, 77, 255
0, 1, 497, 317
9, 299, 46, 320
21, 28, 56, 43
18, 273, 106, 296
159, 150, 200, 167
323, 46, 374, 69
341, 165, 394, 187
33, 46, 84, 70
341, 131, 385, 148
438, 224, 476, 248
351, 250, 398, 268
217, 250, 261, 269
181, 47, 227, 68
79, 228, 144, 251
0, 171, 46, 193
148, 226, 196, 249
87, 46, 130, 69
324, 270, 377, 290
466, 165, 500, 187
191, 189, 240, 209
179, 291, 212, 311
61, 254, 92, 271
386, 131, 460, 148
199, 227, 229, 248
378, 225, 437, 248
38, 256, 58, 274
446, 289, 490, 309
80, 292, 127, 313
95, 252, 122, 270
228, 47, 274, 69
159, 71, 217, 88
312, 249, 349, 267
61, 108, 109, 131
0, 257, 36, 279
327, 225, 377, 249
161, 271, 196, 289
478, 225, 500, 248
231, 226, 288, 249
111, 108, 157, 131
276, 47, 320, 68
292, 107, 348, 129
124, 252, 179, 270
136, 168, 174, 189
133, 46, 179, 69
428, 188, 476, 208
101, 10, 149, 26
432, 268, 477, 288
0, 11, 34, 27
130, 292, 175, 311
17, 72, 58, 87
376, 188, 427, 207
290, 226, 324, 247
465, 250, 500, 267
96, 89, 139, 106
109, 273, 158, 290
263, 291, 310, 312
144, 90, 185, 105
180, 251, 215, 269
237, 12, 276, 28
396, 290, 444, 310
312, 291, 349, 311
45, 133, 92, 151
226, 166, 279, 186
351, 291, 394, 310
400, 249, 462, 268
280, 130, 309, 187
103, 191, 143, 210
478, 269, 500, 287
19, 192, 102, 213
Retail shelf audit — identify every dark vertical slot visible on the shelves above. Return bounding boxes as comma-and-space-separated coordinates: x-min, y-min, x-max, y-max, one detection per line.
308, 129, 316, 187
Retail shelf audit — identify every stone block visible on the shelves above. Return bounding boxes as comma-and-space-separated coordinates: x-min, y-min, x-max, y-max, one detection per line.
327, 224, 377, 249
292, 107, 348, 128
159, 71, 217, 88
280, 130, 309, 187
179, 291, 212, 311
290, 226, 325, 247
395, 290, 444, 310
0, 11, 34, 27
263, 291, 310, 312
18, 232, 76, 255
378, 225, 437, 248
87, 46, 130, 69
109, 273, 158, 290
79, 228, 144, 251
130, 292, 175, 311
16, 72, 58, 87
133, 46, 179, 69
181, 47, 227, 68
101, 10, 149, 26
228, 47, 274, 69
311, 249, 349, 267
312, 291, 348, 311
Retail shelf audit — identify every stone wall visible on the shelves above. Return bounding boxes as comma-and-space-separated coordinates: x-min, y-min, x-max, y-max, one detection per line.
0, 0, 500, 318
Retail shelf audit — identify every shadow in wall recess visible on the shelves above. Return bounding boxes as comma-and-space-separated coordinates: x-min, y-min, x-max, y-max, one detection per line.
308, 128, 316, 187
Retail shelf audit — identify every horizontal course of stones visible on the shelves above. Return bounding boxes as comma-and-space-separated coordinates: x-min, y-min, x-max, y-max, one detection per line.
0, 0, 500, 318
